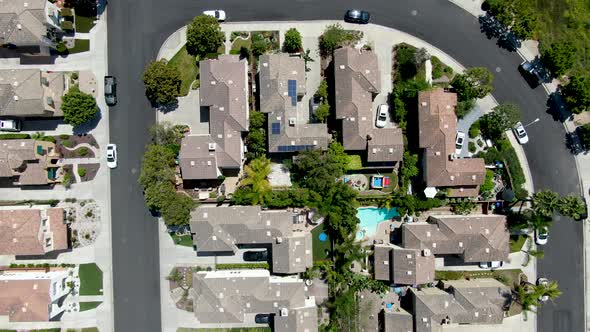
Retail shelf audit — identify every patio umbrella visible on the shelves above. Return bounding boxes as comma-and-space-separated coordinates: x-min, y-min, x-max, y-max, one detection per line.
423, 187, 437, 198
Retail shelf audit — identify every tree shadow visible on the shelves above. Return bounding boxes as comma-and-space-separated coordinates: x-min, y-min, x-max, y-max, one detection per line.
73, 110, 102, 135
156, 100, 179, 114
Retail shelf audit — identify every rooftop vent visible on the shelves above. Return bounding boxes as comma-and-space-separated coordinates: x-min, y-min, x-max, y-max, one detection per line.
262, 62, 268, 67
444, 301, 449, 308
289, 118, 296, 126
458, 242, 463, 248
13, 95, 18, 101
208, 143, 216, 151
228, 80, 233, 84
190, 161, 195, 166
210, 81, 216, 85
421, 102, 427, 106
16, 24, 22, 30
485, 248, 490, 253
432, 243, 437, 248
426, 231, 431, 237
207, 160, 212, 166
276, 237, 283, 244
422, 249, 431, 256
406, 254, 412, 259
389, 148, 394, 153
280, 308, 289, 316
339, 65, 345, 69
406, 271, 413, 275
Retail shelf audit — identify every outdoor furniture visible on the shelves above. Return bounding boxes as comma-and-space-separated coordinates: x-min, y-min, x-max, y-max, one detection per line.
370, 175, 384, 189
383, 176, 390, 188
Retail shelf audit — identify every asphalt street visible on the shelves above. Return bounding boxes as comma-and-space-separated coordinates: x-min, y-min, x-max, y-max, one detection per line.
107, 1, 582, 331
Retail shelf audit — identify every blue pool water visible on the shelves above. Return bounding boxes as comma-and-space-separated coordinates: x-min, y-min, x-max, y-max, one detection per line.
356, 207, 399, 240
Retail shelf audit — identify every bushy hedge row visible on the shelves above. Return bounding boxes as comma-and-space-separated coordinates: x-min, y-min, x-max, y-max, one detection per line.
216, 263, 269, 270
9, 263, 75, 268
478, 137, 528, 199
0, 133, 30, 139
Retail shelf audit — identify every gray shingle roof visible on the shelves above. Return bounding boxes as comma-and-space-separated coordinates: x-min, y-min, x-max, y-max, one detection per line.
192, 269, 317, 332
190, 206, 312, 274
417, 89, 485, 194
374, 244, 435, 286
179, 135, 219, 180
0, 0, 50, 47
383, 308, 413, 332
259, 54, 330, 153
0, 69, 65, 117
402, 215, 509, 263
334, 47, 403, 162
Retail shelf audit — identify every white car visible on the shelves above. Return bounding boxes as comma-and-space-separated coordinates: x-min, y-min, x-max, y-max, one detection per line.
513, 122, 529, 144
536, 277, 550, 301
455, 131, 466, 155
203, 10, 226, 21
106, 144, 117, 169
479, 261, 503, 269
535, 226, 548, 245
0, 119, 21, 132
375, 104, 389, 128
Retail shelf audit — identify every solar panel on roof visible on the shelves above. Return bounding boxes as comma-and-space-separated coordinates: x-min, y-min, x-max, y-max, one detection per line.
287, 80, 297, 97
271, 122, 281, 135
277, 145, 314, 152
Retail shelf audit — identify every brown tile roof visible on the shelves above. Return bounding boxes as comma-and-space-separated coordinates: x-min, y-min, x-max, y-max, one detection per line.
259, 54, 330, 153
418, 89, 485, 194
0, 69, 65, 117
179, 135, 219, 180
402, 215, 509, 263
0, 278, 51, 322
0, 208, 67, 255
374, 244, 435, 285
0, 139, 58, 185
0, 0, 49, 47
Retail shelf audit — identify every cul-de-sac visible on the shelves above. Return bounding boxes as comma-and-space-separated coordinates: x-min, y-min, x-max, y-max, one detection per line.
0, 1, 588, 332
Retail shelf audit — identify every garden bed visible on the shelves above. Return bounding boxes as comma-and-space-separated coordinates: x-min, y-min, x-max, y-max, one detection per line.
78, 163, 100, 182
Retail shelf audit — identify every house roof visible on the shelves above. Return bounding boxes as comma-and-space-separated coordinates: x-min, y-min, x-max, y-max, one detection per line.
189, 206, 312, 274
259, 54, 330, 153
412, 279, 510, 332
179, 135, 219, 180
0, 278, 51, 321
0, 69, 65, 117
0, 208, 66, 255
374, 244, 435, 285
417, 88, 485, 194
334, 47, 403, 162
0, 139, 53, 185
198, 55, 248, 171
383, 308, 413, 332
402, 215, 509, 263
192, 269, 317, 332
0, 0, 48, 47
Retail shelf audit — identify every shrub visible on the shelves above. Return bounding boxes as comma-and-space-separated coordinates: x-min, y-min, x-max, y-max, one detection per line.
77, 167, 87, 177
283, 28, 303, 53
63, 171, 73, 188
78, 147, 89, 157
455, 99, 475, 119
61, 87, 99, 127
55, 42, 67, 54
251, 33, 269, 56
216, 263, 269, 270
0, 133, 30, 140
319, 24, 362, 56
468, 120, 481, 138
61, 140, 73, 148
59, 134, 70, 140
186, 15, 224, 57
142, 59, 181, 105
468, 141, 477, 153
71, 72, 78, 80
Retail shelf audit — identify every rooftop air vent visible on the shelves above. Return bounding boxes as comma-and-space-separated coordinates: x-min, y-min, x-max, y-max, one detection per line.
208, 143, 216, 151
289, 118, 296, 126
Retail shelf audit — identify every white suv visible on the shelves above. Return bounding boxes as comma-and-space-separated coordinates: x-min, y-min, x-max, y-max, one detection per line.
106, 144, 117, 169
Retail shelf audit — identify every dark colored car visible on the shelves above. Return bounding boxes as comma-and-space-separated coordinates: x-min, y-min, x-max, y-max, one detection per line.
255, 314, 271, 324
344, 10, 370, 24
243, 250, 268, 262
104, 76, 117, 106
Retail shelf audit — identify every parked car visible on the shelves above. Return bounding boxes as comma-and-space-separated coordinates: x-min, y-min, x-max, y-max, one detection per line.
203, 10, 226, 21
255, 314, 271, 324
536, 277, 550, 302
243, 250, 268, 262
106, 144, 118, 169
344, 9, 370, 24
535, 226, 549, 245
513, 122, 529, 144
375, 104, 388, 128
519, 59, 550, 86
479, 261, 503, 269
0, 119, 21, 132
455, 131, 466, 155
104, 76, 117, 106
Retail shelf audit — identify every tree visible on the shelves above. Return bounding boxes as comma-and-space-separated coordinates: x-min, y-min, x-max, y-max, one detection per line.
161, 192, 195, 226
557, 194, 586, 220
314, 102, 330, 123
318, 24, 361, 56
479, 169, 495, 197
450, 200, 477, 215
537, 281, 562, 302
251, 33, 269, 56
562, 76, 590, 114
541, 40, 576, 76
486, 0, 538, 40
292, 146, 348, 193
524, 210, 552, 232
283, 28, 302, 53
142, 60, 181, 105
451, 67, 494, 101
455, 99, 476, 119
320, 183, 359, 242
139, 144, 176, 189
250, 110, 266, 129
240, 157, 272, 205
185, 15, 224, 57
149, 122, 183, 147
61, 87, 98, 127
144, 181, 176, 211
400, 152, 419, 189
531, 190, 559, 217
479, 103, 522, 139
246, 111, 266, 159
413, 47, 430, 66
315, 80, 329, 100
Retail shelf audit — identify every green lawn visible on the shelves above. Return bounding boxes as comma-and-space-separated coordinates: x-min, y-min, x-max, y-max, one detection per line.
78, 263, 103, 295
68, 39, 90, 54
82, 329, 99, 332
510, 234, 528, 253
231, 37, 252, 52
75, 15, 96, 33
170, 234, 194, 247
167, 46, 198, 97
347, 155, 363, 170
178, 328, 271, 332
435, 269, 523, 287
79, 301, 102, 312
311, 223, 331, 262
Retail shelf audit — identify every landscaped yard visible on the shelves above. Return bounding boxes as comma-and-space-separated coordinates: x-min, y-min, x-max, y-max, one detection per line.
79, 301, 102, 312
311, 223, 331, 262
230, 36, 252, 53
435, 268, 524, 287
347, 155, 363, 170
510, 234, 528, 253
69, 39, 90, 54
170, 234, 194, 247
78, 263, 103, 295
75, 15, 95, 33
178, 328, 271, 332
167, 46, 198, 97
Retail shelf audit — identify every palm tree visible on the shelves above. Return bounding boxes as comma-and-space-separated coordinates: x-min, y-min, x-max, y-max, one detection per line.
531, 190, 559, 217
513, 284, 538, 313
240, 157, 271, 205
537, 281, 562, 302
557, 194, 586, 220
524, 209, 552, 232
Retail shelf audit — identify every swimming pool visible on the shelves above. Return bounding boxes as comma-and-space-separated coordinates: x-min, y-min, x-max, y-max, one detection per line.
356, 207, 399, 240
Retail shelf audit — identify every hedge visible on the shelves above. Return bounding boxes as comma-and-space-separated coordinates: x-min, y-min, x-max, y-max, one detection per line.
0, 133, 30, 140
216, 263, 269, 270
9, 263, 75, 268
477, 137, 528, 199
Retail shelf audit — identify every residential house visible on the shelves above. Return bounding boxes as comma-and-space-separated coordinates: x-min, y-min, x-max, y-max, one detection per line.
0, 0, 64, 53
0, 139, 61, 186
179, 55, 248, 185
411, 279, 510, 332
0, 207, 68, 256
192, 269, 317, 332
0, 69, 66, 117
402, 215, 509, 265
0, 267, 72, 322
334, 47, 404, 165
383, 308, 414, 332
418, 88, 485, 197
259, 54, 330, 153
374, 244, 435, 286
189, 206, 312, 274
